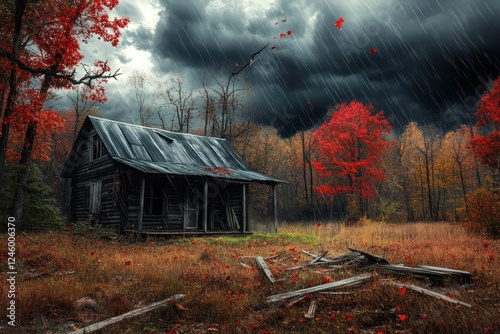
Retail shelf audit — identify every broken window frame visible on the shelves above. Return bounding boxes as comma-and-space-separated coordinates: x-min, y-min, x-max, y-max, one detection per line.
88, 179, 102, 214
144, 181, 167, 216
90, 134, 104, 161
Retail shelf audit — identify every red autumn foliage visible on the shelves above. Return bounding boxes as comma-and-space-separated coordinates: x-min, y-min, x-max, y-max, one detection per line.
312, 101, 392, 200
0, 0, 129, 164
469, 76, 500, 169
6, 89, 64, 162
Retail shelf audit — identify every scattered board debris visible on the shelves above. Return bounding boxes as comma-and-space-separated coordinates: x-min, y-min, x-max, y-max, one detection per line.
347, 247, 390, 265
255, 256, 276, 283
267, 273, 372, 304
388, 282, 471, 308
304, 300, 317, 319
379, 264, 472, 284
69, 294, 185, 334
309, 250, 330, 265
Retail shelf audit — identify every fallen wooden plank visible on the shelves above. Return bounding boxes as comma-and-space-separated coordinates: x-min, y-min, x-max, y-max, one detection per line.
328, 252, 365, 265
240, 262, 251, 268
417, 265, 470, 275
379, 264, 451, 282
255, 256, 276, 283
390, 282, 471, 308
417, 265, 473, 283
347, 247, 390, 265
69, 294, 185, 334
310, 251, 329, 264
304, 300, 317, 319
286, 296, 305, 308
302, 250, 331, 263
267, 274, 372, 304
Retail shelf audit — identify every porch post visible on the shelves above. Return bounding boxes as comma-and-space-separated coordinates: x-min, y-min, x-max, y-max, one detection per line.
203, 179, 208, 232
138, 176, 145, 231
242, 184, 247, 232
272, 184, 278, 233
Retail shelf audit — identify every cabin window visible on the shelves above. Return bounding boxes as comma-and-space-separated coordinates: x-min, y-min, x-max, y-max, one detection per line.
144, 181, 166, 215
88, 180, 102, 214
90, 134, 103, 160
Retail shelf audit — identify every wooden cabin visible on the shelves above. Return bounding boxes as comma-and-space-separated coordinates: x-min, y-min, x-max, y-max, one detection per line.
61, 116, 283, 234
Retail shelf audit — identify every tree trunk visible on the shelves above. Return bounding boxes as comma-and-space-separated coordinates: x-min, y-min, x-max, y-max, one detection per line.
0, 0, 27, 191
301, 132, 309, 204
11, 71, 52, 230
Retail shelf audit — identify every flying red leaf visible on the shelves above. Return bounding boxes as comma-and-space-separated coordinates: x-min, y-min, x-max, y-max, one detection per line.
330, 313, 336, 319
271, 45, 279, 50
370, 48, 378, 54
125, 260, 131, 266
399, 314, 408, 321
282, 16, 287, 22
306, 101, 311, 105
280, 33, 286, 38
345, 314, 352, 321
421, 313, 428, 319
291, 275, 297, 282
484, 241, 489, 248
316, 222, 321, 227
287, 30, 292, 35
398, 287, 407, 296
336, 17, 345, 30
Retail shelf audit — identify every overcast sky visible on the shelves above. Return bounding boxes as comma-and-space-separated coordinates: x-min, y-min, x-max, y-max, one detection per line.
75, 0, 500, 136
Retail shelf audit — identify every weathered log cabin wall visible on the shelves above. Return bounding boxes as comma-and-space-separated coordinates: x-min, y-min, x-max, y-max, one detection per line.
69, 129, 121, 228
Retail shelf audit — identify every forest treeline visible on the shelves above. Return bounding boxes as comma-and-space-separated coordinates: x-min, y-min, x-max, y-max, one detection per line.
2, 75, 500, 233
0, 1, 499, 237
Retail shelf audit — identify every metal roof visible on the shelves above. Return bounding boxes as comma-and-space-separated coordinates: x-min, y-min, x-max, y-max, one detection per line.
62, 116, 283, 184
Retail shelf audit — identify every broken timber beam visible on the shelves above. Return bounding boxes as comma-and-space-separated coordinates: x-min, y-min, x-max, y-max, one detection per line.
267, 274, 372, 304
304, 300, 317, 319
347, 247, 390, 265
69, 294, 185, 334
417, 265, 473, 284
390, 282, 471, 308
255, 256, 276, 283
310, 251, 329, 265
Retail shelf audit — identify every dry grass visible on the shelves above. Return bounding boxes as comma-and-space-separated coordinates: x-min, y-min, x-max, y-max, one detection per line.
0, 221, 499, 333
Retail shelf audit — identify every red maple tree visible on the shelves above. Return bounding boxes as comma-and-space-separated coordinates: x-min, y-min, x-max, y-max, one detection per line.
469, 76, 500, 175
0, 0, 129, 226
312, 101, 392, 202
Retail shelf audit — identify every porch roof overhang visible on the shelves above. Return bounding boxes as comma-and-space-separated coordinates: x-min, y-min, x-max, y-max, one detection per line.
113, 157, 286, 185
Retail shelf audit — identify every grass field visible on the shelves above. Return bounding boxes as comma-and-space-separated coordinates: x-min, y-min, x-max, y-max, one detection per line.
1, 221, 499, 333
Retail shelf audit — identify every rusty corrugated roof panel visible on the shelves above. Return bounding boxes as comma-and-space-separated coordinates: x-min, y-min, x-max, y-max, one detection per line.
112, 157, 283, 183
84, 116, 283, 184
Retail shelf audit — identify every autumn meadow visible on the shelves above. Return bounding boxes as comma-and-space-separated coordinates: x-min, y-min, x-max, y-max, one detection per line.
0, 221, 498, 333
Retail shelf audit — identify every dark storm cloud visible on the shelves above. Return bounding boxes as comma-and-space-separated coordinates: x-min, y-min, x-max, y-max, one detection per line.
129, 0, 500, 136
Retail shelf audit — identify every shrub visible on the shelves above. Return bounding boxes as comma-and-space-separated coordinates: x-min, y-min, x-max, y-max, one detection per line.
0, 163, 64, 232
462, 188, 500, 238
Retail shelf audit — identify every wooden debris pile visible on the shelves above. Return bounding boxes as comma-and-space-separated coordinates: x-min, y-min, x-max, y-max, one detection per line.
249, 247, 473, 311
